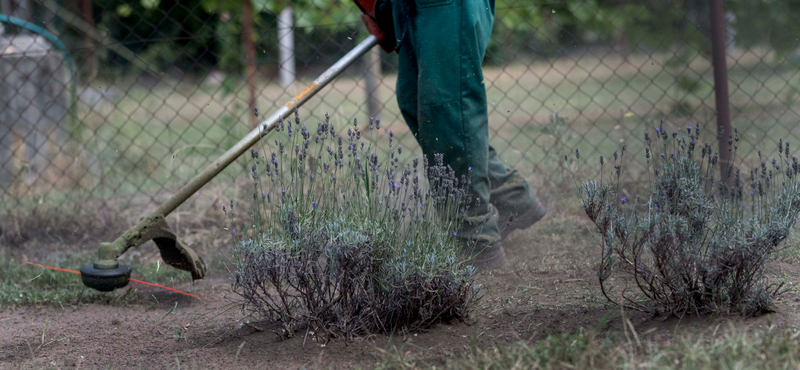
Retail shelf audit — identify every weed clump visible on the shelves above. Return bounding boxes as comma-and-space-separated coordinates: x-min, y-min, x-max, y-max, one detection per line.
571, 120, 800, 316
228, 111, 478, 341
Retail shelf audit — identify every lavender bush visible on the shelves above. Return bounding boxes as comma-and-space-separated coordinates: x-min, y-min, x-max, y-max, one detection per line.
571, 120, 800, 316
227, 110, 478, 341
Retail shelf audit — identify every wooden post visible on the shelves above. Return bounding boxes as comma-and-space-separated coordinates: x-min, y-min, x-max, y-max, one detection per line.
80, 0, 96, 82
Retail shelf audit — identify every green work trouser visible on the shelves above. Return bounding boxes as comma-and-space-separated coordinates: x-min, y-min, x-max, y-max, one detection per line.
393, 0, 534, 251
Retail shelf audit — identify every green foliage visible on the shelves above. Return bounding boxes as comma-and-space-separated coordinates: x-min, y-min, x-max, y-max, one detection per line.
229, 111, 478, 341
0, 254, 101, 307
200, 0, 358, 73
201, 0, 358, 29
87, 0, 360, 76
65, 0, 800, 79
496, 0, 800, 55
728, 0, 800, 59
92, 0, 217, 74
574, 121, 800, 316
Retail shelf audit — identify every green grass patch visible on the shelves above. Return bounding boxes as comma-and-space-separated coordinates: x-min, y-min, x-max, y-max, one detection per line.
0, 254, 115, 307
0, 252, 200, 307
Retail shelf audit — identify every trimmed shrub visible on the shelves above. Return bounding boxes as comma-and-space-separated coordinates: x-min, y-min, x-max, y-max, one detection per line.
227, 111, 478, 341
572, 121, 799, 316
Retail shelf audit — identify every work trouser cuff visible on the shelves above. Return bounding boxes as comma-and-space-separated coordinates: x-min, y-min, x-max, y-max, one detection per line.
490, 171, 534, 216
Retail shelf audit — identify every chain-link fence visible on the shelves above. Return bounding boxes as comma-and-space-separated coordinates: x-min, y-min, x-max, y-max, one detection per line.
2, 0, 800, 232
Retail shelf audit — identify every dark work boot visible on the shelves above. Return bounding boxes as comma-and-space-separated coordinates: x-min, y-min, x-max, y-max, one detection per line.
464, 243, 507, 271
458, 204, 506, 271
498, 196, 547, 239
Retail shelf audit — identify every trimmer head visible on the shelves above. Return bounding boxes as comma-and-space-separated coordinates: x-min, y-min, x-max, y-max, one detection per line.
80, 263, 131, 292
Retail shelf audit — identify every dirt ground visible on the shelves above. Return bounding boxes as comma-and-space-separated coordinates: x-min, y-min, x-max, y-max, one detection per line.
3, 203, 800, 369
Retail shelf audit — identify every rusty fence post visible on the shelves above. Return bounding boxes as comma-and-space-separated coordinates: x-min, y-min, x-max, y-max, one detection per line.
710, 0, 733, 182
243, 0, 258, 128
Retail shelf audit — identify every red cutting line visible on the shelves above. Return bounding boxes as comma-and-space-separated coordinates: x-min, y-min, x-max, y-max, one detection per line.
22, 261, 201, 299
128, 278, 202, 299
23, 261, 80, 274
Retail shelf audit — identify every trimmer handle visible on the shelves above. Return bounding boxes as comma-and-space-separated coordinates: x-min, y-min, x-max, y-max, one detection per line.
352, 0, 396, 53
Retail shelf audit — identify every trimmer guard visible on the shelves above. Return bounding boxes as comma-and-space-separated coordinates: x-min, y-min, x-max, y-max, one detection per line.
96, 215, 206, 280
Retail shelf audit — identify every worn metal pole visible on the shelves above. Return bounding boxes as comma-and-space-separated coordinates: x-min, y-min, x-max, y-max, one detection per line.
710, 0, 733, 181
364, 45, 381, 118
278, 7, 296, 89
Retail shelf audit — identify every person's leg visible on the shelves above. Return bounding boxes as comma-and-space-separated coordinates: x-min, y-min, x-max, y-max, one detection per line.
396, 23, 419, 137
486, 146, 547, 238
396, 0, 503, 266
487, 145, 529, 206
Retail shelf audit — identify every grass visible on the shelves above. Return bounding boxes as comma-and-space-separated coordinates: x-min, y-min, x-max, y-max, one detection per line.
0, 251, 201, 307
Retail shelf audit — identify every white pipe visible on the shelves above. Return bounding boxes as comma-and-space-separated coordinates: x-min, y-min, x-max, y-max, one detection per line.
278, 7, 295, 89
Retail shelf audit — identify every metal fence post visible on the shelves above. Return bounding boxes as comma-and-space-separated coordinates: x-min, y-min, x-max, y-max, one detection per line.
364, 46, 381, 118
278, 7, 296, 90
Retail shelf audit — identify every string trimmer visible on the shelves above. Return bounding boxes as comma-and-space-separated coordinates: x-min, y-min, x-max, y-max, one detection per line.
80, 35, 379, 292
